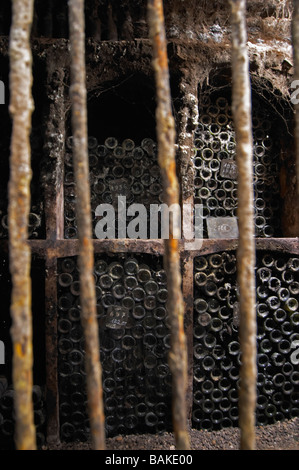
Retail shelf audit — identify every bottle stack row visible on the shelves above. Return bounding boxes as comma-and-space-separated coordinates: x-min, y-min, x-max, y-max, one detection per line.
64, 137, 163, 240
192, 251, 299, 430
57, 254, 172, 441
0, 377, 46, 449
0, 121, 45, 240
194, 95, 281, 238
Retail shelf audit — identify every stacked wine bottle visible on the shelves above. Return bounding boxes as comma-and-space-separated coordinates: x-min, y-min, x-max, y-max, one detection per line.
57, 254, 172, 441
64, 137, 163, 239
0, 123, 44, 239
192, 251, 299, 431
0, 378, 46, 449
194, 95, 281, 238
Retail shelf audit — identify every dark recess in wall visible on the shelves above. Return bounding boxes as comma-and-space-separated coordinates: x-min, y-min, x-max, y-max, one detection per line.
66, 74, 158, 143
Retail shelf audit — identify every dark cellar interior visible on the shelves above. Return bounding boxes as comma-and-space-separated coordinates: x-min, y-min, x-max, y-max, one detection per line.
0, 0, 298, 451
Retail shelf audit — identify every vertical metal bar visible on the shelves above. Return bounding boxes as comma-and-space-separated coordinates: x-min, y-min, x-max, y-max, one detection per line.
68, 0, 106, 450
45, 256, 60, 445
292, 0, 299, 196
43, 67, 66, 445
44, 68, 66, 242
181, 255, 194, 426
147, 0, 190, 450
229, 0, 257, 450
8, 0, 36, 450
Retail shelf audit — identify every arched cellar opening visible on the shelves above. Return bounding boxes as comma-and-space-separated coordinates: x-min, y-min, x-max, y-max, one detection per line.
64, 72, 181, 240
194, 69, 293, 240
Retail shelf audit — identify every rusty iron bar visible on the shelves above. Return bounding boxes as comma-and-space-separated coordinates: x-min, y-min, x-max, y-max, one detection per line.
147, 0, 190, 450
8, 0, 36, 450
292, 0, 299, 196
44, 257, 60, 444
229, 0, 257, 450
68, 0, 106, 450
